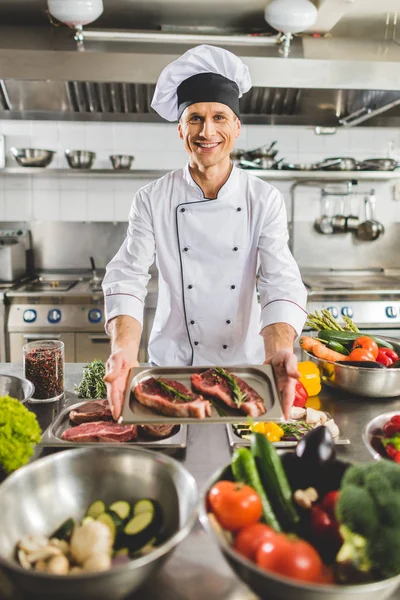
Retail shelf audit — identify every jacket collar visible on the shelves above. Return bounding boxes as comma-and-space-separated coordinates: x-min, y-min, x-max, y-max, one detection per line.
182, 162, 240, 200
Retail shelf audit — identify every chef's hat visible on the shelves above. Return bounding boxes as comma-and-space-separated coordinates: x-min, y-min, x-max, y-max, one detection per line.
151, 44, 252, 122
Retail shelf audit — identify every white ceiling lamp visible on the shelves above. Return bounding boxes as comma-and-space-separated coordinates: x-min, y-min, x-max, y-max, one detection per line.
47, 0, 104, 41
264, 0, 318, 57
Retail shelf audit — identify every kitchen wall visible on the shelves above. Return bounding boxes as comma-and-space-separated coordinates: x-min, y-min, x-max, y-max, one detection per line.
1, 119, 400, 269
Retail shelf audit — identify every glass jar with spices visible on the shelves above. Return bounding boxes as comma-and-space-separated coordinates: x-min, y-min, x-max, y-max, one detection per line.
23, 340, 64, 402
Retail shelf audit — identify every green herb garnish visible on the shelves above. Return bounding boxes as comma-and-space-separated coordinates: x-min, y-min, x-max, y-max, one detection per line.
157, 380, 192, 402
279, 421, 314, 440
75, 359, 107, 399
213, 367, 247, 407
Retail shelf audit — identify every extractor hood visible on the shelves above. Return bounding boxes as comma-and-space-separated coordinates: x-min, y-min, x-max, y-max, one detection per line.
2, 26, 400, 127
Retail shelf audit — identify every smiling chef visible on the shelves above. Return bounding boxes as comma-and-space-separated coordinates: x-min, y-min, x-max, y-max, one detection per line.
102, 44, 308, 421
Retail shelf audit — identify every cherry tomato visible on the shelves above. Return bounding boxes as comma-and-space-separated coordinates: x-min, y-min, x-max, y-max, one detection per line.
208, 481, 262, 531
320, 490, 340, 519
352, 336, 379, 359
256, 534, 324, 583
233, 523, 278, 561
383, 421, 400, 437
347, 348, 376, 362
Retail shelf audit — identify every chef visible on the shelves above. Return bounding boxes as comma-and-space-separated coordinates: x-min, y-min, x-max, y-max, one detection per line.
103, 44, 307, 421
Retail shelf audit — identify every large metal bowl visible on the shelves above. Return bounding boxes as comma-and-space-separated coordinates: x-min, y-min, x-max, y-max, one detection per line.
0, 373, 35, 403
0, 447, 198, 600
10, 148, 55, 168
363, 411, 400, 460
200, 456, 400, 600
65, 150, 96, 169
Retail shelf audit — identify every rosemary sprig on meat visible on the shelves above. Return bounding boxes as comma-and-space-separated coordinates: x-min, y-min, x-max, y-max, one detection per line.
213, 367, 247, 407
157, 379, 193, 402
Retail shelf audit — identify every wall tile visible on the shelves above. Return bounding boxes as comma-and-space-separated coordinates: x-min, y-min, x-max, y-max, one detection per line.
32, 176, 59, 191
87, 190, 114, 221
114, 191, 133, 221
60, 190, 87, 221
4, 175, 32, 190
58, 123, 87, 152
0, 190, 5, 220
85, 122, 113, 151
5, 190, 31, 220
59, 176, 87, 191
32, 189, 60, 220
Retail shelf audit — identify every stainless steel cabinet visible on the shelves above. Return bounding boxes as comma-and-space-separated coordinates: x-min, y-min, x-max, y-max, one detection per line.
75, 333, 111, 363
8, 332, 75, 362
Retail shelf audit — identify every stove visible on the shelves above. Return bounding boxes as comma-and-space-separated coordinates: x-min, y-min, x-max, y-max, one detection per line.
19, 280, 79, 293
303, 269, 400, 332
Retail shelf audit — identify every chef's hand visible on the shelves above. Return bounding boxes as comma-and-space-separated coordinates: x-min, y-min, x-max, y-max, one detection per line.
104, 349, 139, 421
264, 350, 300, 420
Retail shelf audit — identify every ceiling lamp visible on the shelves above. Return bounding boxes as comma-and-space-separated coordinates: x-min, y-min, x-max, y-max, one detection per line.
264, 0, 318, 57
47, 0, 104, 40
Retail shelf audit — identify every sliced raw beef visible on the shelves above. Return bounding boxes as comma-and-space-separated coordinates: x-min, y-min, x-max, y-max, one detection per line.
133, 378, 212, 419
69, 399, 112, 424
61, 421, 138, 443
191, 368, 266, 417
138, 424, 176, 438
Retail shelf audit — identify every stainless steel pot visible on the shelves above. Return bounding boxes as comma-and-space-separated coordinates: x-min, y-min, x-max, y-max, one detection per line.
315, 157, 357, 171
314, 197, 333, 235
109, 154, 134, 169
280, 162, 314, 171
65, 150, 96, 169
355, 194, 385, 241
357, 158, 400, 171
245, 141, 278, 160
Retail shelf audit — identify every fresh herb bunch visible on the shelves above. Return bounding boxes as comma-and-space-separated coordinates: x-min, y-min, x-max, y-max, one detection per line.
157, 379, 192, 402
75, 359, 107, 399
213, 367, 247, 407
306, 309, 359, 333
0, 395, 42, 473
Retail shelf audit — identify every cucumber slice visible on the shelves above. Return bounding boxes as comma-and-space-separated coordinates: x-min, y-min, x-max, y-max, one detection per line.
114, 547, 130, 558
86, 499, 106, 519
122, 512, 158, 550
97, 512, 117, 543
109, 501, 131, 520
133, 499, 155, 516
124, 512, 153, 535
82, 516, 95, 526
108, 510, 124, 530
51, 518, 75, 541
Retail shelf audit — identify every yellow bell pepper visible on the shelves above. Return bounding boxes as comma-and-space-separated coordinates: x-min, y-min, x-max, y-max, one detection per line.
251, 421, 284, 442
297, 361, 321, 396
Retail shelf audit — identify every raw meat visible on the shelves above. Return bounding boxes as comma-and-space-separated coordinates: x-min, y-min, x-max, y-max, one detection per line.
69, 399, 112, 424
191, 368, 266, 417
61, 421, 138, 443
138, 424, 176, 438
134, 378, 212, 419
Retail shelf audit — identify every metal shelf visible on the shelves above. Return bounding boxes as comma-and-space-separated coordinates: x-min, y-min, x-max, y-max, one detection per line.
1, 167, 400, 181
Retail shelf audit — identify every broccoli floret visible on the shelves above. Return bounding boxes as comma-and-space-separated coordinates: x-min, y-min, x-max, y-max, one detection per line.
336, 484, 379, 538
341, 464, 367, 487
0, 395, 42, 473
335, 525, 373, 583
369, 526, 400, 580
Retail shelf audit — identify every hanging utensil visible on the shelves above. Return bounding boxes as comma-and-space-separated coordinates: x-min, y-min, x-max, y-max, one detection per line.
357, 158, 399, 171
331, 198, 347, 233
355, 193, 385, 241
314, 195, 333, 235
314, 157, 357, 171
344, 194, 359, 232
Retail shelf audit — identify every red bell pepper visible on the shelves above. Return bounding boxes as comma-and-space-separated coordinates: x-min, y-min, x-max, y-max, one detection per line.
294, 380, 308, 407
383, 415, 400, 437
310, 504, 342, 550
376, 347, 399, 366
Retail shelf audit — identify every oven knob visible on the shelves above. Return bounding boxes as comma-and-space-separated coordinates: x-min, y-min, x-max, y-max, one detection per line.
88, 308, 102, 323
326, 306, 338, 319
386, 306, 398, 319
48, 309, 61, 324
341, 306, 353, 318
23, 309, 37, 323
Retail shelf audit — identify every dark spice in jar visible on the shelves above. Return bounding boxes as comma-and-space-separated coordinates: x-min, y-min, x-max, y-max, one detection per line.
24, 345, 64, 400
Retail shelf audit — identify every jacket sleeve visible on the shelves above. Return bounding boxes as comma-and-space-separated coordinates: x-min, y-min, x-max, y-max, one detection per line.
103, 190, 155, 330
257, 189, 307, 338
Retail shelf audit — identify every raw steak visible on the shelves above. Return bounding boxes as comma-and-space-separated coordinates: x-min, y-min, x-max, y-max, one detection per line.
61, 421, 138, 443
138, 424, 176, 438
134, 378, 212, 419
191, 368, 266, 417
69, 399, 112, 424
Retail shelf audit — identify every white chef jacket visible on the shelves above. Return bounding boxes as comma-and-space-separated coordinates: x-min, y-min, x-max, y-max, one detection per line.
103, 163, 307, 366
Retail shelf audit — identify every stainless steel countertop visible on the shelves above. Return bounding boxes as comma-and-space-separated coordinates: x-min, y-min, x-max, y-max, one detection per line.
0, 362, 399, 600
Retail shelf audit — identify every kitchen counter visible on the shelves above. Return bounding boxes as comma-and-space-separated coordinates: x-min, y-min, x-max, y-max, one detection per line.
0, 363, 400, 600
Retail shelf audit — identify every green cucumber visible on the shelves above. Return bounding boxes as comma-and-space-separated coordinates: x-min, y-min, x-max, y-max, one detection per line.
122, 512, 158, 551
51, 518, 75, 541
327, 341, 349, 355
109, 500, 131, 520
251, 432, 299, 531
86, 499, 106, 519
318, 330, 394, 351
231, 447, 281, 532
373, 336, 395, 350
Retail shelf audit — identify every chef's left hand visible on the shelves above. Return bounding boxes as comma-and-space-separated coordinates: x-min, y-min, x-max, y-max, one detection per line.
264, 350, 300, 420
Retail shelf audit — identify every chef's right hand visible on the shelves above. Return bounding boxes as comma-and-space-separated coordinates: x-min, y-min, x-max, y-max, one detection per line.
104, 349, 139, 421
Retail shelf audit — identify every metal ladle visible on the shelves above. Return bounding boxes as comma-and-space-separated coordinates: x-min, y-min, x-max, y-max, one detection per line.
314, 196, 333, 234
355, 193, 385, 241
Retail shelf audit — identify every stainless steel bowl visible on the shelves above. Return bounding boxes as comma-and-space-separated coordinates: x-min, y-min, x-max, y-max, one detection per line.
363, 411, 400, 460
0, 373, 34, 403
305, 350, 400, 398
65, 150, 96, 169
10, 148, 55, 168
200, 459, 400, 600
109, 154, 134, 169
0, 447, 198, 600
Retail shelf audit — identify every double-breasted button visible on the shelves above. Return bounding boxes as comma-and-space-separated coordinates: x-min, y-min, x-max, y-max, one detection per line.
233, 247, 238, 251
226, 320, 231, 324
183, 247, 189, 252
223, 345, 228, 349
188, 284, 193, 289
194, 341, 199, 346
231, 285, 236, 289
180, 207, 185, 212
190, 320, 195, 325
237, 207, 242, 212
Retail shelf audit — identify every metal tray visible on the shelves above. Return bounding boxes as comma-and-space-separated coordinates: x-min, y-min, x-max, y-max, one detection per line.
226, 417, 351, 449
121, 365, 283, 425
40, 400, 188, 452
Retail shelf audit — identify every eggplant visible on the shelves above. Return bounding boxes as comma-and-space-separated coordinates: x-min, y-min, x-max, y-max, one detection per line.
296, 425, 336, 465
337, 360, 385, 369
389, 360, 400, 369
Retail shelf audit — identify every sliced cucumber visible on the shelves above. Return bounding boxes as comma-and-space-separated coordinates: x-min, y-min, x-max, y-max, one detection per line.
109, 500, 131, 521
122, 512, 158, 551
114, 547, 130, 558
86, 499, 106, 519
97, 512, 117, 543
51, 518, 75, 541
133, 499, 155, 516
82, 516, 95, 526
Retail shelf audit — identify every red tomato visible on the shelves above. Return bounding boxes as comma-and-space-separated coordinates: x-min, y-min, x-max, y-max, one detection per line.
352, 336, 379, 359
208, 481, 262, 531
256, 534, 324, 584
320, 490, 340, 519
233, 523, 278, 561
347, 348, 376, 362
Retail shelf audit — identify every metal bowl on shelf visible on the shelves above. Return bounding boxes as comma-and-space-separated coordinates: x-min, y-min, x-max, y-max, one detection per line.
200, 456, 400, 600
363, 411, 400, 460
10, 148, 55, 168
0, 373, 35, 403
109, 154, 134, 170
304, 336, 400, 398
65, 150, 96, 169
0, 446, 198, 600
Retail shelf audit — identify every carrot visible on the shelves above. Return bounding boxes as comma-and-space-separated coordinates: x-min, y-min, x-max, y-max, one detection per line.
299, 336, 348, 362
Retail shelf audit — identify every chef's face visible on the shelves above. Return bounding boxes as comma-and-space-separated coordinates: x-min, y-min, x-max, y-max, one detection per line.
178, 102, 241, 168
